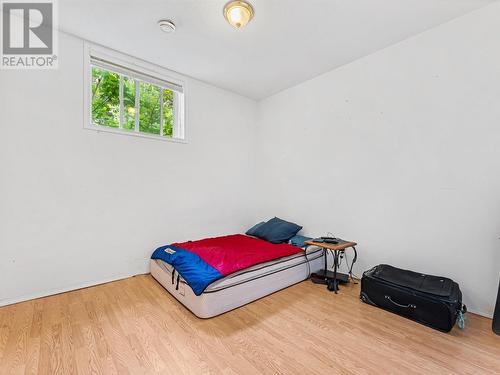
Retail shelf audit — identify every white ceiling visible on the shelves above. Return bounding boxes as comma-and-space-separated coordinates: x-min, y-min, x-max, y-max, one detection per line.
59, 0, 493, 100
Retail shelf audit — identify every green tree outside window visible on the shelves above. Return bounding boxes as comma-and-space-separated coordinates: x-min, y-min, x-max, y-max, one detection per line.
91, 67, 176, 137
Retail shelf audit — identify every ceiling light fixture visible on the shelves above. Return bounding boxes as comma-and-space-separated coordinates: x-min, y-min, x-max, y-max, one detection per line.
223, 1, 254, 29
158, 19, 176, 33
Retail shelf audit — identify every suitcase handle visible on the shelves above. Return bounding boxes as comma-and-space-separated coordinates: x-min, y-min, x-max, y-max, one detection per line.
385, 295, 416, 309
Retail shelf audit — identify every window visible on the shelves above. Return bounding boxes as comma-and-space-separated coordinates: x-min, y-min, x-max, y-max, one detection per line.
85, 45, 185, 141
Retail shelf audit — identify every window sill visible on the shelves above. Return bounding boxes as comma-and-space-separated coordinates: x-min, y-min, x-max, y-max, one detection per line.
84, 124, 188, 144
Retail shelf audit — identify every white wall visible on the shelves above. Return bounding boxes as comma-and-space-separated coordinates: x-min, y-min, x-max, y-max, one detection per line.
0, 32, 257, 306
255, 3, 500, 317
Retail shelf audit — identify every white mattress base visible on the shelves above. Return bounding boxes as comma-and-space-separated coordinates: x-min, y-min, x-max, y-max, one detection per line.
150, 250, 323, 318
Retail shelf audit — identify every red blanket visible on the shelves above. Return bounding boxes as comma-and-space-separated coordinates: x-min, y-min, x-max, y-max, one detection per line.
173, 234, 303, 276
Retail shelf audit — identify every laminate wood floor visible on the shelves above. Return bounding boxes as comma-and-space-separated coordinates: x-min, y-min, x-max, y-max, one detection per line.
0, 275, 499, 374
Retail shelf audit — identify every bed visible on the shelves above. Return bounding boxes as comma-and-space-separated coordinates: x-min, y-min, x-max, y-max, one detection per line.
150, 234, 323, 318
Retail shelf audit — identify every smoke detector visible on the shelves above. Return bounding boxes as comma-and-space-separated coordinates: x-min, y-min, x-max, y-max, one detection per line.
158, 19, 176, 33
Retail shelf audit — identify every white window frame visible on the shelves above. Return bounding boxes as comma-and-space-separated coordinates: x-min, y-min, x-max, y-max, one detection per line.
83, 42, 187, 143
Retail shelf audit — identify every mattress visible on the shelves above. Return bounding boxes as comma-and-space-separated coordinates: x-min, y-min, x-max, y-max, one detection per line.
150, 246, 324, 318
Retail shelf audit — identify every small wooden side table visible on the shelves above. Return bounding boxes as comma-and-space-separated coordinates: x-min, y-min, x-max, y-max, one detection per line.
304, 239, 358, 293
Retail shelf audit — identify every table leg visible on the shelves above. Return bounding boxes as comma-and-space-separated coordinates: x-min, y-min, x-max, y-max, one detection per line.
333, 250, 339, 293
324, 247, 328, 282
349, 246, 358, 282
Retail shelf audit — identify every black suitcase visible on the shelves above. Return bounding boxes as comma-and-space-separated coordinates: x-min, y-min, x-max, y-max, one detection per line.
360, 264, 466, 332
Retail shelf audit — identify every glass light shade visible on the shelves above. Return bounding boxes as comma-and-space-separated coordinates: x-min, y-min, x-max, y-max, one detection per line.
224, 1, 254, 29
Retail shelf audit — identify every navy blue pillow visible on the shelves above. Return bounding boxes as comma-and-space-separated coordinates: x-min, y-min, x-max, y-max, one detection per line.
253, 217, 302, 244
245, 221, 266, 237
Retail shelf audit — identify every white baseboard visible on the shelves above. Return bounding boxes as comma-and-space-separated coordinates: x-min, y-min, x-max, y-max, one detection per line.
470, 309, 493, 319
0, 272, 147, 308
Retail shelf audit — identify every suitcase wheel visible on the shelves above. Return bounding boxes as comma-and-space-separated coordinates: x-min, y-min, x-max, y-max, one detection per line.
360, 292, 375, 306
